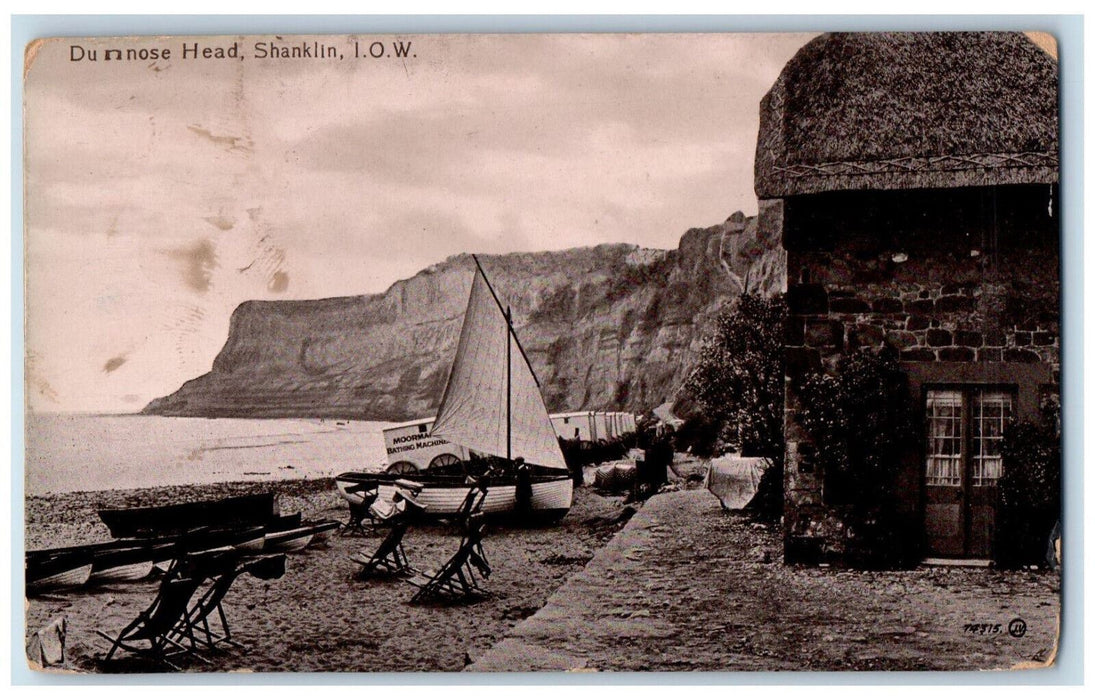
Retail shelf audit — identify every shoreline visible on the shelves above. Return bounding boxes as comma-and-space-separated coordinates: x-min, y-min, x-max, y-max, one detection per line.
23, 414, 392, 497
26, 475, 337, 505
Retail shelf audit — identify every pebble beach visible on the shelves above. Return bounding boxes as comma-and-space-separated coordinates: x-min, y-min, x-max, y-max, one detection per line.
24, 458, 1061, 674
25, 476, 635, 673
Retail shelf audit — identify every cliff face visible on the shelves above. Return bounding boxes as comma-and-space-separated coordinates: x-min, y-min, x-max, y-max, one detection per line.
143, 213, 785, 420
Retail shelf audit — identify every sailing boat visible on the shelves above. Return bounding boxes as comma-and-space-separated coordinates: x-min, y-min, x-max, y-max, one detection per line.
335, 256, 574, 519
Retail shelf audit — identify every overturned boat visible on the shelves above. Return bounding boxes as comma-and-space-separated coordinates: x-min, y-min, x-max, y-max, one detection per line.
97, 492, 277, 539
336, 257, 573, 519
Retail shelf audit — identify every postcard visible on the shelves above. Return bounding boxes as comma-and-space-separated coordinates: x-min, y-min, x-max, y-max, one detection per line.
23, 31, 1061, 673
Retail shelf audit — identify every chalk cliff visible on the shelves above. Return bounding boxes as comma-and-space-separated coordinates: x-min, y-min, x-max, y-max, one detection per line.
143, 213, 784, 420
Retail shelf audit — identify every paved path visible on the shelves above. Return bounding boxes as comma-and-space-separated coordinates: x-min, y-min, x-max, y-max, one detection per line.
468, 488, 1059, 672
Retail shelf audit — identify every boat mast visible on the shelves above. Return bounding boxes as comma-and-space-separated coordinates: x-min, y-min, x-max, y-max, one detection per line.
471, 254, 517, 464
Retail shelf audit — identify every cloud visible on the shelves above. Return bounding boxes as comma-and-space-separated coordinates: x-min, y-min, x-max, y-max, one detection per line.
23, 32, 814, 412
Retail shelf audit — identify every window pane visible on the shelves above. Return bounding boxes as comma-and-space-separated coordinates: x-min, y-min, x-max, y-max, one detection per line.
971, 390, 1012, 486
926, 390, 963, 486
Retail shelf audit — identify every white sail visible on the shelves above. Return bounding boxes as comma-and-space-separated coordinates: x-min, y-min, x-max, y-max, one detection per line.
431, 264, 569, 472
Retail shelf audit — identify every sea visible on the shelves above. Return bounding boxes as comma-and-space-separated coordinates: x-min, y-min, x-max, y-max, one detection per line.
24, 413, 393, 496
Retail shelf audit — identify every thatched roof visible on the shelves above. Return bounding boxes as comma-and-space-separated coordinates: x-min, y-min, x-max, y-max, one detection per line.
755, 32, 1059, 199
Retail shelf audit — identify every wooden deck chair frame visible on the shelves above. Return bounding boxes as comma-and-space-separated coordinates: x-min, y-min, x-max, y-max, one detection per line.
179, 554, 287, 652
452, 483, 488, 533
95, 571, 208, 670
173, 556, 245, 652
407, 522, 491, 604
353, 520, 413, 580
342, 482, 381, 536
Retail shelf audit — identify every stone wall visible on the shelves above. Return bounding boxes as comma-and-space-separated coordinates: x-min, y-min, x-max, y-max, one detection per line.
768, 184, 1061, 564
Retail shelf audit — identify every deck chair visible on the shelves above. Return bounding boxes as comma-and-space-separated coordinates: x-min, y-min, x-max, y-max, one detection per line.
352, 519, 413, 579
351, 494, 425, 580
341, 482, 380, 536
451, 482, 488, 533
178, 554, 287, 652
95, 570, 208, 670
407, 520, 491, 604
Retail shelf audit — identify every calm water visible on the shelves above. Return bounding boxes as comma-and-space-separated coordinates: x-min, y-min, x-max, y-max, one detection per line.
24, 414, 392, 496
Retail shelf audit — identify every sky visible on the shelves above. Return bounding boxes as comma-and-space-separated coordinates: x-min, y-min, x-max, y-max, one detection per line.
23, 32, 814, 413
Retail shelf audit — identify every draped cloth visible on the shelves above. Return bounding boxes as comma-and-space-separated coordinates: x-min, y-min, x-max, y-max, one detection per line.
704, 456, 765, 510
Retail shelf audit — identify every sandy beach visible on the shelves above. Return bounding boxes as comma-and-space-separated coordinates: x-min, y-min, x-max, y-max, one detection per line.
25, 477, 636, 673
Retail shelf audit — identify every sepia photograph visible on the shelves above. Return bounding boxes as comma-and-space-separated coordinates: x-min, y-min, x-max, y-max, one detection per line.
21, 29, 1063, 674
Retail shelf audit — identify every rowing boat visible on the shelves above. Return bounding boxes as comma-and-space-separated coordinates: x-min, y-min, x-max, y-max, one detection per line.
87, 543, 176, 585
264, 527, 314, 552
335, 471, 573, 518
97, 492, 277, 538
263, 520, 340, 552
26, 556, 94, 593
304, 519, 341, 543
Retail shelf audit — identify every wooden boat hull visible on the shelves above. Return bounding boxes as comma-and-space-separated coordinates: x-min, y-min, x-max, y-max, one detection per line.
28, 524, 264, 562
154, 525, 269, 566
234, 532, 267, 552
98, 493, 277, 538
305, 520, 341, 543
88, 561, 155, 585
264, 528, 314, 552
30, 526, 269, 585
27, 562, 93, 592
334, 473, 380, 506
86, 543, 175, 585
375, 475, 573, 517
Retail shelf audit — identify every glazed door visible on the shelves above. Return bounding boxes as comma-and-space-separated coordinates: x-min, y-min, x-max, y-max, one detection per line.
924, 390, 966, 556
924, 388, 1013, 558
966, 391, 1011, 557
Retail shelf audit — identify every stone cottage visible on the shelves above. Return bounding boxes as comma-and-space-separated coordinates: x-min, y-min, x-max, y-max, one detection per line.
754, 33, 1060, 563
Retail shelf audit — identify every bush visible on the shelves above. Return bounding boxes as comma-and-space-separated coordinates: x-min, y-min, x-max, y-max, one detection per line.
797, 348, 914, 506
685, 295, 785, 458
673, 413, 723, 458
796, 348, 918, 568
684, 294, 785, 520
996, 402, 1060, 569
